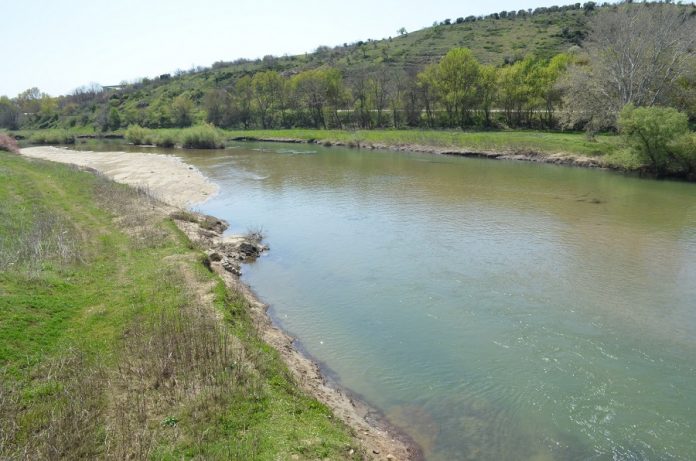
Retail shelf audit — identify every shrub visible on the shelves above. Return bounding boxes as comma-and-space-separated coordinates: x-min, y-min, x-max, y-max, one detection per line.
670, 133, 696, 179
179, 124, 223, 149
0, 133, 19, 153
29, 130, 75, 145
125, 124, 153, 145
618, 105, 691, 176
153, 131, 177, 148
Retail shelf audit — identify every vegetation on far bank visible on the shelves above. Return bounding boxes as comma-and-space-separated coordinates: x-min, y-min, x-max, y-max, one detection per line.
2, 1, 695, 178
0, 153, 361, 459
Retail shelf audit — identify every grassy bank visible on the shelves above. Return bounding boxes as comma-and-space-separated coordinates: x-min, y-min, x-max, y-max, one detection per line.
11, 126, 636, 169
0, 153, 360, 459
225, 128, 622, 156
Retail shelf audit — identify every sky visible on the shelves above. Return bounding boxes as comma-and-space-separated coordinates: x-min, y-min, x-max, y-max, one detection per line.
1, 0, 581, 97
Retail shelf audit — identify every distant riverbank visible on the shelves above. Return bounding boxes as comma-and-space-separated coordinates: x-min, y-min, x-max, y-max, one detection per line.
13, 128, 632, 170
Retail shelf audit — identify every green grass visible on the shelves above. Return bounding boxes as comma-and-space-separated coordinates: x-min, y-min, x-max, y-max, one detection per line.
0, 153, 360, 459
28, 129, 76, 145
225, 128, 623, 158
179, 124, 224, 149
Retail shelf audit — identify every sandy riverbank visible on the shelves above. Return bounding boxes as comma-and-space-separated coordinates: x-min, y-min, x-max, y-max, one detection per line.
20, 146, 218, 208
17, 146, 420, 461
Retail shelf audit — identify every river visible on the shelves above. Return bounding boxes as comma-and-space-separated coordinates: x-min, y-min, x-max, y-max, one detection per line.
96, 141, 696, 459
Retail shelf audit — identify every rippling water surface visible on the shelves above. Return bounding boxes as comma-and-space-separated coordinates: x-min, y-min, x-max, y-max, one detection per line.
95, 141, 696, 459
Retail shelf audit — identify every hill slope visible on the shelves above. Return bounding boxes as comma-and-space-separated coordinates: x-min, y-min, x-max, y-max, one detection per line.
11, 5, 594, 131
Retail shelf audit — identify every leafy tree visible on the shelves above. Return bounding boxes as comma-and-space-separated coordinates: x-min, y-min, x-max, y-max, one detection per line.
671, 133, 696, 179
108, 107, 121, 130
252, 70, 283, 129
291, 69, 332, 129
0, 96, 20, 129
15, 87, 43, 114
235, 76, 254, 129
145, 99, 172, 128
478, 65, 498, 127
538, 54, 570, 128
416, 64, 439, 128
172, 94, 194, 127
435, 48, 481, 128
619, 105, 691, 176
324, 68, 347, 128
498, 60, 527, 127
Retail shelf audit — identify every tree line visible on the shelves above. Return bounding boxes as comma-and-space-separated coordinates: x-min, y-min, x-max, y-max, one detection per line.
195, 51, 572, 132
1, 2, 694, 136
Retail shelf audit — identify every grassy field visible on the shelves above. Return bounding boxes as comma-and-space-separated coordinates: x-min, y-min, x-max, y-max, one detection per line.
0, 152, 361, 459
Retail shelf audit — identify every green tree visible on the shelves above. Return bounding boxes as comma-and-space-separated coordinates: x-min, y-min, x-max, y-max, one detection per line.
538, 54, 570, 128
478, 65, 498, 127
435, 48, 481, 128
107, 107, 121, 130
497, 56, 543, 127
291, 69, 331, 129
172, 94, 194, 127
235, 76, 254, 129
0, 96, 20, 129
252, 70, 283, 129
416, 64, 440, 128
15, 87, 42, 114
145, 99, 172, 128
619, 105, 691, 176
324, 68, 346, 129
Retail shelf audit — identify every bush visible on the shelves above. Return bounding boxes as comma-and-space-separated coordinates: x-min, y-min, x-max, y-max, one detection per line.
0, 133, 19, 153
29, 130, 75, 145
179, 124, 223, 149
618, 105, 691, 176
153, 131, 177, 148
671, 133, 696, 179
125, 124, 153, 145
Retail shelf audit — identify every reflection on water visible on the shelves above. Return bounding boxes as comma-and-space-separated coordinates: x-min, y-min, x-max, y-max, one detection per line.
80, 141, 696, 460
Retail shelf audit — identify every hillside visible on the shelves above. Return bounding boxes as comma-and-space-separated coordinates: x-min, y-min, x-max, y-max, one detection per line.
6, 5, 592, 131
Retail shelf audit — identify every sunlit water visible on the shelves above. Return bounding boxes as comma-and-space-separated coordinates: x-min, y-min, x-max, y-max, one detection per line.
87, 141, 696, 460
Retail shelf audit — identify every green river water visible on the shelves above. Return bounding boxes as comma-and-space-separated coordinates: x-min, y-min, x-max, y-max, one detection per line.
97, 141, 696, 460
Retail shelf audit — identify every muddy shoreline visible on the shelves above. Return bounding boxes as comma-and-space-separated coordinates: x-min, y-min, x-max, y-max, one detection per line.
18, 146, 422, 461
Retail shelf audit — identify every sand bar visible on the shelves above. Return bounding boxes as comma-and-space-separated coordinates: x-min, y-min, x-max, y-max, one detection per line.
20, 146, 218, 208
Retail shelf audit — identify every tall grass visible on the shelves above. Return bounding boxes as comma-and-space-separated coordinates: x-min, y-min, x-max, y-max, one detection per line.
180, 124, 224, 149
125, 124, 154, 145
153, 131, 177, 148
29, 129, 75, 145
0, 206, 83, 276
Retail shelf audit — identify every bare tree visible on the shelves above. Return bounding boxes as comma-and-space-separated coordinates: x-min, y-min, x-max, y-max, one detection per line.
563, 3, 696, 130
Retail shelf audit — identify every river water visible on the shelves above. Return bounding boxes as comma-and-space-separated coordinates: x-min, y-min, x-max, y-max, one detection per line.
97, 141, 696, 459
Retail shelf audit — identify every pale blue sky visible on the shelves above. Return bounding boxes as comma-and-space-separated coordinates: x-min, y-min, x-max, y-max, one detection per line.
1, 0, 581, 97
